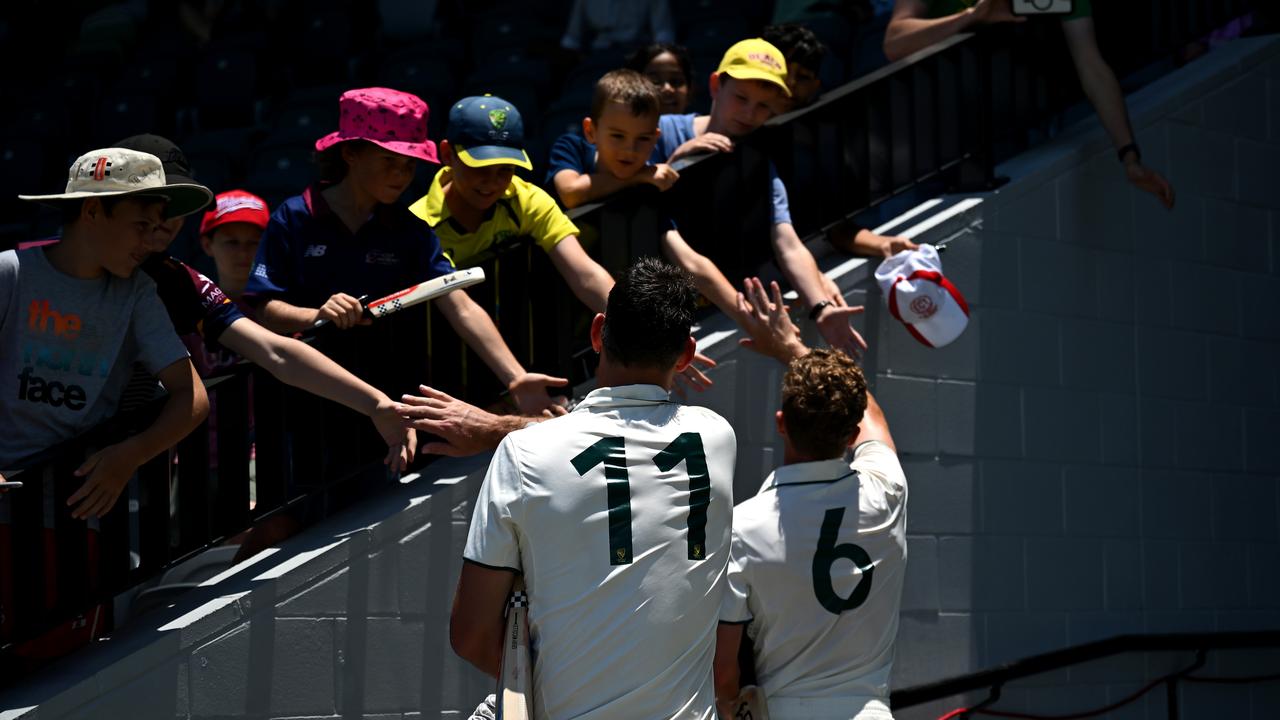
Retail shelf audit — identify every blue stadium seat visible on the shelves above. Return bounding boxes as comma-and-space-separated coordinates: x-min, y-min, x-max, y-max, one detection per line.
679, 15, 750, 58
181, 127, 261, 194
246, 137, 316, 207
378, 48, 458, 109
272, 86, 344, 143
92, 94, 163, 146
195, 46, 260, 129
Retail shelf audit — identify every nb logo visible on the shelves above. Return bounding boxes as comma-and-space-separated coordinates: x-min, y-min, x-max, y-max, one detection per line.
303, 245, 327, 258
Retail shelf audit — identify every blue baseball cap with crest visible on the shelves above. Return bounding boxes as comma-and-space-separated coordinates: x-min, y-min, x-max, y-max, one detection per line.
445, 94, 532, 170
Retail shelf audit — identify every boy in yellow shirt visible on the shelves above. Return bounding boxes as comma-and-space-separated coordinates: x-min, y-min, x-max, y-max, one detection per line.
408, 95, 615, 314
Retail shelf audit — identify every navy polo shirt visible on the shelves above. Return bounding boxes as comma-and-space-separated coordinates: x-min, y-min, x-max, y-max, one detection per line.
244, 185, 454, 308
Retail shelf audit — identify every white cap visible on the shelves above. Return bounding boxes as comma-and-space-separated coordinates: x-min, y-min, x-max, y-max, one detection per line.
874, 244, 970, 348
20, 147, 213, 219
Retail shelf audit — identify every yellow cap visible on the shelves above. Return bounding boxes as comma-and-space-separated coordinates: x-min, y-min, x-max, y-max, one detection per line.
716, 38, 791, 97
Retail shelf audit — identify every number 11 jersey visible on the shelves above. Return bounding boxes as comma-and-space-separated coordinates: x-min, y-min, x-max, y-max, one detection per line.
464, 384, 737, 720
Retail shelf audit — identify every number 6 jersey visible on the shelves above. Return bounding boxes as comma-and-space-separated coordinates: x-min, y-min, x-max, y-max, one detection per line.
720, 440, 908, 718
464, 384, 737, 720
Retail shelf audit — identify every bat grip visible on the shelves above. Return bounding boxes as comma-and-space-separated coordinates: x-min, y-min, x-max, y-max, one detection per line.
312, 294, 370, 329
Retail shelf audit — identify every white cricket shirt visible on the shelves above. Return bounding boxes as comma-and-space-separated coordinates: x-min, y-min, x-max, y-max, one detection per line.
721, 440, 908, 719
465, 384, 737, 720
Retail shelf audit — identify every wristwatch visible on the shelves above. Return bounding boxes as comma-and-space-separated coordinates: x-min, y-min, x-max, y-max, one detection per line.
809, 300, 833, 321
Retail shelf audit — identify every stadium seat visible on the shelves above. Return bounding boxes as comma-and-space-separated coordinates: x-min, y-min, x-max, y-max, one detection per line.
377, 0, 441, 42
195, 46, 261, 129
283, 9, 357, 88
378, 48, 458, 109
679, 15, 750, 59
272, 86, 344, 143
92, 94, 163, 147
180, 127, 261, 195
246, 137, 316, 207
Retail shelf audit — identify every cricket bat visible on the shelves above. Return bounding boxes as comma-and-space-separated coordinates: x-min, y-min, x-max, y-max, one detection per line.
496, 578, 532, 720
313, 267, 486, 328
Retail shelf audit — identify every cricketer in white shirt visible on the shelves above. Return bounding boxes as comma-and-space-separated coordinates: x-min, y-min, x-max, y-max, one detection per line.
713, 343, 905, 720
464, 383, 737, 719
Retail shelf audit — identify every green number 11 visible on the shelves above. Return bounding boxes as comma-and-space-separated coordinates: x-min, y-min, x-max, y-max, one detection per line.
571, 433, 711, 566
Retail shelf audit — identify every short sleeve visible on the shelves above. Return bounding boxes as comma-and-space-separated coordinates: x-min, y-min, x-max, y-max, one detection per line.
851, 440, 907, 504
243, 213, 293, 299
769, 164, 793, 227
720, 529, 753, 623
463, 435, 525, 572
519, 184, 581, 254
130, 279, 190, 376
545, 133, 594, 189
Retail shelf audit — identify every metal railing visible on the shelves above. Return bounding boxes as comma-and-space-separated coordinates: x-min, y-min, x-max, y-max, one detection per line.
890, 631, 1280, 719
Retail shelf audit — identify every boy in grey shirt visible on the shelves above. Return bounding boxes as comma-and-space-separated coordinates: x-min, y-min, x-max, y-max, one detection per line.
1, 147, 212, 519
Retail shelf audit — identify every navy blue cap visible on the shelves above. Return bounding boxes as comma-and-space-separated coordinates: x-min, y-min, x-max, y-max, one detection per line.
446, 95, 532, 170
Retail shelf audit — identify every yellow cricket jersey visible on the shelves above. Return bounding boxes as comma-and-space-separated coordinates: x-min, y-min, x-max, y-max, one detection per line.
407, 167, 580, 268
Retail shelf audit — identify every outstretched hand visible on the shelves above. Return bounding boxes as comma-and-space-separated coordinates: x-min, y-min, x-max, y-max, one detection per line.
508, 373, 570, 416
735, 277, 809, 364
397, 385, 508, 457
674, 352, 717, 397
815, 304, 869, 360
972, 0, 1025, 24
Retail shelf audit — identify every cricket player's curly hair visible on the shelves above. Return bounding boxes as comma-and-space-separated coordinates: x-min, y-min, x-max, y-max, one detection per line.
601, 257, 698, 371
781, 349, 868, 459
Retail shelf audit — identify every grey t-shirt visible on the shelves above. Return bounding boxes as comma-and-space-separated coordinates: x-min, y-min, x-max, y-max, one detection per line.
0, 248, 189, 468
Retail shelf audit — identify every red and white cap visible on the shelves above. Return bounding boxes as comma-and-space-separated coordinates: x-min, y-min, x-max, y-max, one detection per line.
200, 189, 270, 235
875, 244, 970, 348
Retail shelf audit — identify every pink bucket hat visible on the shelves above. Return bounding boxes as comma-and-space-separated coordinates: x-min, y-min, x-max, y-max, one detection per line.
314, 87, 438, 163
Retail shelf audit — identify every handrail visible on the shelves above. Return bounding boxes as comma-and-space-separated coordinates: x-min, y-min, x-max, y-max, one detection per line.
891, 631, 1280, 713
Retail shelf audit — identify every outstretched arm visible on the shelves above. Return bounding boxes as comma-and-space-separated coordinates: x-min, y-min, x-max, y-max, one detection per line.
217, 319, 415, 470
549, 236, 614, 313
857, 390, 897, 453
255, 293, 370, 334
1062, 17, 1175, 209
398, 385, 545, 457
828, 224, 920, 258
884, 0, 1023, 62
771, 222, 868, 358
661, 229, 744, 322
434, 290, 569, 415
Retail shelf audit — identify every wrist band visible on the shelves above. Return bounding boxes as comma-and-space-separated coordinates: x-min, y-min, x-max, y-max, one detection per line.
809, 300, 833, 321
1117, 142, 1141, 164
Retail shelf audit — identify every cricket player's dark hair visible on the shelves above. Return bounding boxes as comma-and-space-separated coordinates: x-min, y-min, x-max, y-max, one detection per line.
781, 349, 868, 459
762, 23, 826, 74
601, 257, 698, 370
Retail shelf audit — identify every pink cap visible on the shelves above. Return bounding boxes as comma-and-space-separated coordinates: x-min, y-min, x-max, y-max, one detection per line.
314, 87, 438, 163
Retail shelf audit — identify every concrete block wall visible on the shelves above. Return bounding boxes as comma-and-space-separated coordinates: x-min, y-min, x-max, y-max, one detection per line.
868, 36, 1280, 720
7, 35, 1280, 720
